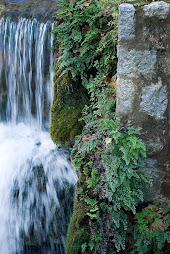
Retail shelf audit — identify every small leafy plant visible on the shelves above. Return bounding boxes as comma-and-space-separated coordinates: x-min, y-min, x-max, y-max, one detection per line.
133, 201, 170, 254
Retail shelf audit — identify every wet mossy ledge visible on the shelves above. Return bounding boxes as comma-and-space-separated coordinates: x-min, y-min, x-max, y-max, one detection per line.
0, 0, 58, 22
0, 5, 4, 15
50, 61, 88, 146
66, 190, 90, 254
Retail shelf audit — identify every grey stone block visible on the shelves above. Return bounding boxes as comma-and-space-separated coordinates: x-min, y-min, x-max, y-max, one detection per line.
117, 46, 157, 79
140, 79, 168, 119
118, 3, 135, 41
116, 77, 135, 116
143, 1, 169, 19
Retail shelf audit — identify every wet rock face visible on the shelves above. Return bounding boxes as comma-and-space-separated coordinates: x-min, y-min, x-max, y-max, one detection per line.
0, 0, 58, 22
116, 1, 170, 201
6, 0, 37, 3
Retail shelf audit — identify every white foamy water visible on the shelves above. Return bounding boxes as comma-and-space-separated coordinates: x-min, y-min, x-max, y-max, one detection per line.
0, 17, 77, 254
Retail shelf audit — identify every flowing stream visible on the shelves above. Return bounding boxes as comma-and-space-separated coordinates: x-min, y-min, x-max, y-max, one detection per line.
0, 17, 77, 254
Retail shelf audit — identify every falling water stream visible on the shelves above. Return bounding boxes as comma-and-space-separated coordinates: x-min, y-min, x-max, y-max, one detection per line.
0, 17, 77, 254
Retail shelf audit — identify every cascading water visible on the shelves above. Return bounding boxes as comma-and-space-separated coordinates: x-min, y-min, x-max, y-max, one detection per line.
0, 17, 77, 254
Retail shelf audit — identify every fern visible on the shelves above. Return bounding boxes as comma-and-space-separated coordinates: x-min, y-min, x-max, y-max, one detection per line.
133, 202, 170, 253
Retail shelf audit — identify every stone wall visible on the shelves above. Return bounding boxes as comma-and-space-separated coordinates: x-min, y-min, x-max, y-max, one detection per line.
116, 1, 170, 201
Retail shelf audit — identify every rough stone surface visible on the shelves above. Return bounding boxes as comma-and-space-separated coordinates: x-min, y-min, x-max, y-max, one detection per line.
118, 4, 135, 41
116, 78, 135, 116
143, 159, 165, 202
161, 55, 170, 74
145, 136, 164, 155
143, 1, 170, 19
117, 47, 157, 80
117, 2, 170, 201
140, 80, 168, 119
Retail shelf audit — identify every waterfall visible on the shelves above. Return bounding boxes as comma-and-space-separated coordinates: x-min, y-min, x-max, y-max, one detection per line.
0, 17, 77, 254
0, 17, 54, 129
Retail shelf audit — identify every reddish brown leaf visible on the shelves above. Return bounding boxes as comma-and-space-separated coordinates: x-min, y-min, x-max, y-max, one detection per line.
149, 224, 154, 233
164, 200, 169, 208
109, 80, 116, 89
82, 134, 91, 142
54, 50, 60, 61
85, 174, 89, 181
65, 12, 71, 16
83, 0, 92, 7
103, 76, 111, 83
107, 93, 115, 100
154, 220, 165, 232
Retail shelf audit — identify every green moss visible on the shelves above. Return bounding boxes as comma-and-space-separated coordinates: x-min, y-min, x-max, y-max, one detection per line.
66, 178, 90, 254
0, 5, 4, 14
50, 61, 88, 146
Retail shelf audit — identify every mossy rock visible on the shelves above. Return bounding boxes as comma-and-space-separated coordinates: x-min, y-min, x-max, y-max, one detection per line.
0, 5, 4, 14
50, 61, 88, 146
0, 0, 58, 22
66, 178, 90, 254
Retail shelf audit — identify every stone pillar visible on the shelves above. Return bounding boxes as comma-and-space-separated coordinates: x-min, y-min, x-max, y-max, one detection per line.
116, 1, 170, 201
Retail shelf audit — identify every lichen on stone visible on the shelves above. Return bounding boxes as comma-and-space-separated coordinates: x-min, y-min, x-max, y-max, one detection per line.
116, 77, 135, 117
117, 46, 157, 80
118, 3, 136, 41
143, 1, 170, 19
140, 79, 168, 119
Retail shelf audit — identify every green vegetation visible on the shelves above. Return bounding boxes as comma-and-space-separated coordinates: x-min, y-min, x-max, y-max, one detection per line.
51, 0, 119, 144
66, 193, 90, 254
51, 0, 170, 253
133, 201, 170, 254
68, 78, 152, 253
50, 62, 88, 145
52, 0, 119, 88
